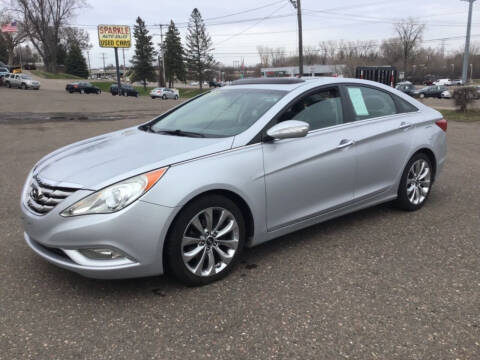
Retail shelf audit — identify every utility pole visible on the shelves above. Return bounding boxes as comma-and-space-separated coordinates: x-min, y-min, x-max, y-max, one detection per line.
461, 0, 476, 84
290, 0, 303, 77
100, 52, 107, 74
122, 48, 126, 70
86, 50, 91, 73
158, 24, 167, 87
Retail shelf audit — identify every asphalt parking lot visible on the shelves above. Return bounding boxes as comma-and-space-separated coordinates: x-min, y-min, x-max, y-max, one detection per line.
1, 86, 480, 359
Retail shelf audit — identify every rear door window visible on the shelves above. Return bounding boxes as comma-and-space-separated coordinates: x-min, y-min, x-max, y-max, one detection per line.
346, 86, 397, 120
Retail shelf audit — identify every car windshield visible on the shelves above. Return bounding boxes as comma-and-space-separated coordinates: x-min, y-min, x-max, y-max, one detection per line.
149, 88, 287, 137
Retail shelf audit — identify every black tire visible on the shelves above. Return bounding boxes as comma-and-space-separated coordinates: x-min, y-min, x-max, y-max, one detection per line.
162, 94, 167, 100
419, 93, 425, 99
7, 82, 11, 88
175, 95, 179, 100
80, 89, 85, 94
165, 195, 246, 286
395, 153, 433, 211
22, 83, 27, 90
151, 96, 155, 99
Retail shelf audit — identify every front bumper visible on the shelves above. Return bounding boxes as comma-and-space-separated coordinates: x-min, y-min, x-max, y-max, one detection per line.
21, 193, 178, 279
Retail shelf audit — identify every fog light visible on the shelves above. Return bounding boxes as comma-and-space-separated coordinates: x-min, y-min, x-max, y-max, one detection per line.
79, 248, 125, 260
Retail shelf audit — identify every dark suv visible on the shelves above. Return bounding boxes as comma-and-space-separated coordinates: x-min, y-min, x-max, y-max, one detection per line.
110, 84, 139, 97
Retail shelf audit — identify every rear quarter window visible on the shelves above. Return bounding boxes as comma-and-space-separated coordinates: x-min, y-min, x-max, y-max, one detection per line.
394, 96, 418, 113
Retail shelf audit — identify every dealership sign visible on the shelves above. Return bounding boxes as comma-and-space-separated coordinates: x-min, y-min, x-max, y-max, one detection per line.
98, 25, 131, 48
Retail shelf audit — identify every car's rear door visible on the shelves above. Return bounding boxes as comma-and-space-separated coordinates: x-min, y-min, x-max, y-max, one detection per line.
342, 84, 416, 200
262, 86, 356, 231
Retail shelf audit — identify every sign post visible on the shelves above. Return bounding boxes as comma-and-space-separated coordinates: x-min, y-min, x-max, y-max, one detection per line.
98, 25, 131, 94
114, 48, 121, 93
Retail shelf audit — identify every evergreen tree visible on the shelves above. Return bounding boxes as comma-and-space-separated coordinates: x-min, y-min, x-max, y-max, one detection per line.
163, 20, 185, 88
185, 8, 215, 89
0, 35, 8, 64
131, 16, 156, 90
65, 43, 89, 78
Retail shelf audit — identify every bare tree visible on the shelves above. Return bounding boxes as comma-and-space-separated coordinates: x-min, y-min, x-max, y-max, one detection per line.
0, 13, 27, 65
395, 18, 425, 75
11, 0, 85, 72
301, 46, 316, 65
60, 26, 90, 50
257, 45, 270, 67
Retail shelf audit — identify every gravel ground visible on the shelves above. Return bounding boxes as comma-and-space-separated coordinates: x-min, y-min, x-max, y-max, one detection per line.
0, 96, 479, 359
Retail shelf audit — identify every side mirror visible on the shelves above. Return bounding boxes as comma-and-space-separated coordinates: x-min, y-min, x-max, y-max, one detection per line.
266, 120, 310, 140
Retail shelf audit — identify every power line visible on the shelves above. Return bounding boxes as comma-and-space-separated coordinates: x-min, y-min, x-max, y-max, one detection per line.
198, 0, 285, 21
214, 2, 289, 46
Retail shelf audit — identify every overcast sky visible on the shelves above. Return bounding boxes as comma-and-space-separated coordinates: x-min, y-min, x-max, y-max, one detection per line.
75, 0, 478, 69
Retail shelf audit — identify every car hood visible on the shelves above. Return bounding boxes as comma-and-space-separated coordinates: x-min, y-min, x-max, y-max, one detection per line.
34, 127, 234, 190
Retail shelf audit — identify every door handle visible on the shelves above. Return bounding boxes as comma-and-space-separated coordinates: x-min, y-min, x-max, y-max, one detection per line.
337, 139, 355, 149
399, 121, 412, 130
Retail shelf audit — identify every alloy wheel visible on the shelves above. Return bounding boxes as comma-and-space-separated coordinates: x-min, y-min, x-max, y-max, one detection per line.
181, 207, 239, 277
406, 159, 431, 205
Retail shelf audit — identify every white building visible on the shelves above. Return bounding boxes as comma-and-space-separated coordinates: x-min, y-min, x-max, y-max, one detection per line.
261, 64, 345, 78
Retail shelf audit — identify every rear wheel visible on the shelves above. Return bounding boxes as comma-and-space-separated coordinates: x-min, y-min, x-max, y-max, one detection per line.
165, 195, 245, 286
80, 89, 85, 94
396, 153, 433, 211
162, 94, 167, 100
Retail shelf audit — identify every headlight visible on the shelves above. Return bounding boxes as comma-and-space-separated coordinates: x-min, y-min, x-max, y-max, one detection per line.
61, 167, 168, 217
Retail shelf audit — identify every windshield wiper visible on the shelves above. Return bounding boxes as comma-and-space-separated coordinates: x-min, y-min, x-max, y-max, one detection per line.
155, 129, 206, 138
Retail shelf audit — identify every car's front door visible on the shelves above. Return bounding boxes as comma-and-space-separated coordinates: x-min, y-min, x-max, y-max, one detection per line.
343, 84, 415, 200
262, 86, 356, 231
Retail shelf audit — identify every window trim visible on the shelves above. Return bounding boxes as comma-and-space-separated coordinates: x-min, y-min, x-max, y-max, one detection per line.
252, 82, 420, 145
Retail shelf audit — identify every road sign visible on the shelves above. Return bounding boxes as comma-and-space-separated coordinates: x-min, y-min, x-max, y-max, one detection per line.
98, 25, 131, 48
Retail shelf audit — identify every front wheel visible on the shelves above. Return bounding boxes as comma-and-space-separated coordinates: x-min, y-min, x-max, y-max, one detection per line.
419, 93, 425, 99
396, 153, 433, 211
22, 83, 27, 90
80, 89, 85, 94
174, 95, 179, 100
162, 94, 167, 100
165, 195, 246, 286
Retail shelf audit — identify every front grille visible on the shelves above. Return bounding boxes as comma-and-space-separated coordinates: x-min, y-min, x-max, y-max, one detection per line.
26, 176, 77, 215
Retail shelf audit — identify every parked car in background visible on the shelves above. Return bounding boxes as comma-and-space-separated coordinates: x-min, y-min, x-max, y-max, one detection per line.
23, 64, 37, 70
4, 73, 40, 89
150, 87, 179, 100
450, 79, 464, 86
414, 85, 449, 99
433, 79, 452, 86
110, 84, 139, 97
0, 67, 9, 78
66, 82, 101, 94
395, 82, 416, 96
441, 89, 452, 99
209, 81, 222, 88
21, 77, 447, 285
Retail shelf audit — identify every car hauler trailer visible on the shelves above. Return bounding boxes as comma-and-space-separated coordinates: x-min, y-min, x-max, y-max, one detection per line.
356, 66, 398, 87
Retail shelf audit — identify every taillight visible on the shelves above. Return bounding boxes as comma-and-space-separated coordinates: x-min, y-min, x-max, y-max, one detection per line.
435, 118, 447, 132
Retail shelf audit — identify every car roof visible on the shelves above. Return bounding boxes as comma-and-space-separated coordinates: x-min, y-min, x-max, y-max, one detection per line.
225, 77, 400, 93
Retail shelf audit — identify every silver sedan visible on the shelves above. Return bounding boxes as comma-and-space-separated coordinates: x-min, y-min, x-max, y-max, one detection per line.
21, 78, 447, 285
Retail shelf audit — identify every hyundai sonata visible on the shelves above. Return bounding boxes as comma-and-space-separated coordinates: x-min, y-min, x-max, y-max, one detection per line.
21, 78, 447, 285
